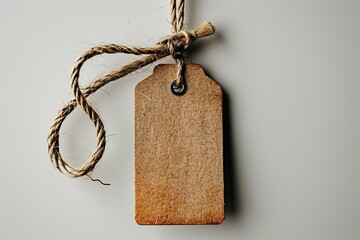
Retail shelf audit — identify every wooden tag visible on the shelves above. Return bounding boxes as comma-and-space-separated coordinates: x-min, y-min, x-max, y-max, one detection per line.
135, 64, 224, 225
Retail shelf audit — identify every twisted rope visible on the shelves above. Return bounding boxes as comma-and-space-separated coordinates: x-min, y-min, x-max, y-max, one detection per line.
170, 0, 187, 88
47, 21, 215, 178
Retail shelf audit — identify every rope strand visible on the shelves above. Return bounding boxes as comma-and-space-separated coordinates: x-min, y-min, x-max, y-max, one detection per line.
170, 0, 186, 88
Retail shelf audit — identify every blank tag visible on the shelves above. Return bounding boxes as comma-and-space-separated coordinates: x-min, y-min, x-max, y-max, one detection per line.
135, 64, 224, 225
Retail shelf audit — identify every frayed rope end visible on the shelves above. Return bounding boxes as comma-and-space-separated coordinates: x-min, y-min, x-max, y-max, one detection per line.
194, 21, 216, 38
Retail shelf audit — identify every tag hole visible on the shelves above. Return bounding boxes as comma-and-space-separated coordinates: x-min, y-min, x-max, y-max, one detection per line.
170, 81, 186, 96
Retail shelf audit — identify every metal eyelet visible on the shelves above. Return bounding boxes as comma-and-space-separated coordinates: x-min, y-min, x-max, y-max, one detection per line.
170, 80, 187, 96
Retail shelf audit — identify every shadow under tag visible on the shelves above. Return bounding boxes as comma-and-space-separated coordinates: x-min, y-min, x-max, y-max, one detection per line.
135, 64, 224, 225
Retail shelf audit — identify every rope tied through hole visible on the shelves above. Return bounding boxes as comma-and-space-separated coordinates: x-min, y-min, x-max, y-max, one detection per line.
47, 0, 215, 182
170, 0, 187, 89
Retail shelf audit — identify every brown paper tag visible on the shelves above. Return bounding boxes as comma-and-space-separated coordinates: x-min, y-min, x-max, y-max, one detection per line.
135, 64, 224, 225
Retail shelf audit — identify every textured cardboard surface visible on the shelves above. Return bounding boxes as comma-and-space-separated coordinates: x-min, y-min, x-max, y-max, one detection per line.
135, 64, 224, 225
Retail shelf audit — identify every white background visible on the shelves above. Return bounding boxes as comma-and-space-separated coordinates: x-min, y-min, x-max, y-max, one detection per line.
1, 0, 360, 239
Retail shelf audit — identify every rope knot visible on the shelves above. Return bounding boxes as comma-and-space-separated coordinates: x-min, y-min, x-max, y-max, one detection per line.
159, 30, 197, 59
158, 21, 215, 60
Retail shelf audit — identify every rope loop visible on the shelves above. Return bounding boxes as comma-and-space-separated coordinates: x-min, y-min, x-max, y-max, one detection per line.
47, 0, 215, 181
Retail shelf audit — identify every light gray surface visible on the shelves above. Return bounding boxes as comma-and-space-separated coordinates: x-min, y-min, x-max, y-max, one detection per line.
1, 0, 359, 239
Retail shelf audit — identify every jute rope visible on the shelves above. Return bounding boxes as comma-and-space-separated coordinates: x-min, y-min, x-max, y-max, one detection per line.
47, 0, 215, 180
170, 0, 186, 88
